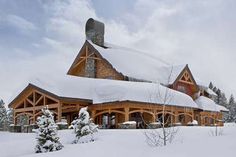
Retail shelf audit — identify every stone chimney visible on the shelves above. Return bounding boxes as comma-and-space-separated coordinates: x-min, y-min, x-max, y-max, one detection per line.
85, 18, 105, 47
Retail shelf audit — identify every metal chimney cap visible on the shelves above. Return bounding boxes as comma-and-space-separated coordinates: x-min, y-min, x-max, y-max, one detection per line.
85, 18, 105, 36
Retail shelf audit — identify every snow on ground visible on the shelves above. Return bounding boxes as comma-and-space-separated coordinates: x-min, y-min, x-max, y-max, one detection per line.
1, 123, 236, 157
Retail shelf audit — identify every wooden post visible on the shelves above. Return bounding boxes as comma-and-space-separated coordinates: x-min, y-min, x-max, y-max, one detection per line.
99, 115, 102, 126
33, 91, 36, 124
57, 103, 62, 122
91, 110, 96, 122
115, 113, 118, 128
201, 114, 205, 126
33, 110, 36, 124
174, 110, 179, 124
43, 96, 46, 106
24, 100, 26, 108
124, 107, 129, 122
152, 110, 156, 122
13, 110, 16, 125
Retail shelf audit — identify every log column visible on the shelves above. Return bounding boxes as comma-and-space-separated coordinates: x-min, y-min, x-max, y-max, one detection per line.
152, 110, 157, 122
32, 91, 36, 124
174, 110, 179, 123
91, 110, 96, 122
57, 103, 62, 122
13, 109, 16, 125
200, 113, 205, 126
124, 107, 129, 122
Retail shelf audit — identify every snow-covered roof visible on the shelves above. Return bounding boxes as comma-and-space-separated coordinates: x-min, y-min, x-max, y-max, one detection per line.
195, 96, 220, 112
206, 88, 217, 96
16, 76, 198, 109
92, 79, 198, 108
88, 40, 186, 84
216, 105, 229, 112
196, 79, 217, 96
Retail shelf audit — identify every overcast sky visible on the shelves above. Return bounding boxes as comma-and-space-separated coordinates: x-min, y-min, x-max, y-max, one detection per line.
0, 0, 236, 105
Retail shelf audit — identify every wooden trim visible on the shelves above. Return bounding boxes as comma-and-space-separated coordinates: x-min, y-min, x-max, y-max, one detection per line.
35, 95, 43, 105
156, 111, 176, 116
67, 40, 124, 79
14, 103, 59, 113
94, 110, 125, 118
15, 112, 33, 118
172, 65, 199, 91
129, 110, 154, 116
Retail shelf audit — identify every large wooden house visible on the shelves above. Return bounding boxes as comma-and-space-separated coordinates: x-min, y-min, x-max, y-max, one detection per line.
8, 18, 228, 129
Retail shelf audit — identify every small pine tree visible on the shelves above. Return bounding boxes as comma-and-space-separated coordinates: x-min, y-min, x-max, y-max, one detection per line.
0, 99, 7, 130
209, 82, 214, 89
7, 108, 13, 126
71, 107, 98, 144
35, 107, 63, 153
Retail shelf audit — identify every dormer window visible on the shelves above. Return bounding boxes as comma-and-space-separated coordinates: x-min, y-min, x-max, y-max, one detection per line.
177, 85, 187, 94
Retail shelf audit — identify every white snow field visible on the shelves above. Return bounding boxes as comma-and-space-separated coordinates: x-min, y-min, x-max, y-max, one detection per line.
1, 124, 236, 157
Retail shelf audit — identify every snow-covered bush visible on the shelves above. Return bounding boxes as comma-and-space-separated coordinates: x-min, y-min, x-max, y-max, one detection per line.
119, 121, 137, 129
35, 107, 63, 153
0, 99, 7, 131
71, 107, 98, 144
187, 120, 198, 126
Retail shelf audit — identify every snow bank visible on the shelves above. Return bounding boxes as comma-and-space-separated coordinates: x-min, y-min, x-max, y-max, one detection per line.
122, 121, 137, 125
1, 124, 236, 157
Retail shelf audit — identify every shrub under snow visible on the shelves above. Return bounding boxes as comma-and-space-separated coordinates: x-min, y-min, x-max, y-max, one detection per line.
71, 107, 98, 144
35, 107, 63, 153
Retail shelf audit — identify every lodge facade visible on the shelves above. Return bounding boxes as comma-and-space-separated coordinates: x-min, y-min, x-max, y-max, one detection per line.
8, 18, 228, 129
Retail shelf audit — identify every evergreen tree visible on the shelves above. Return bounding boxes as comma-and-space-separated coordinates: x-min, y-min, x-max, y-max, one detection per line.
71, 107, 98, 144
219, 92, 228, 107
0, 99, 7, 130
228, 94, 235, 108
215, 89, 221, 104
226, 94, 236, 122
7, 108, 13, 126
214, 89, 228, 107
212, 86, 218, 93
209, 82, 214, 89
35, 107, 63, 153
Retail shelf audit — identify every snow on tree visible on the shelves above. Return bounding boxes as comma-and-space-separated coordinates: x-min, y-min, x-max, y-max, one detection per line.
220, 93, 228, 107
71, 107, 98, 144
225, 94, 236, 122
35, 107, 63, 153
0, 99, 8, 130
17, 115, 28, 126
214, 89, 227, 107
7, 108, 13, 126
212, 86, 218, 93
215, 89, 221, 104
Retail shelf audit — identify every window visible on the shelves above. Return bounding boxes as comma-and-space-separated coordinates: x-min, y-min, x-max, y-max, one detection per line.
177, 85, 187, 93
